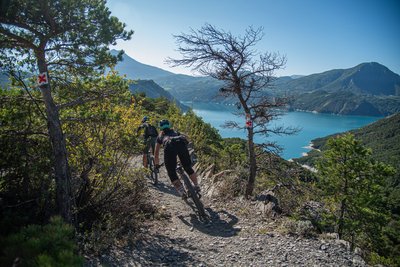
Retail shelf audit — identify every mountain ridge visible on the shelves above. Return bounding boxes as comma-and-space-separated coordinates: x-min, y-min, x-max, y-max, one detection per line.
128, 79, 189, 111
278, 62, 400, 96
112, 51, 400, 116
111, 49, 174, 80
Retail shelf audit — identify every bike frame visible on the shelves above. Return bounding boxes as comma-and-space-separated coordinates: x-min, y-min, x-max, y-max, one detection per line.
176, 163, 206, 219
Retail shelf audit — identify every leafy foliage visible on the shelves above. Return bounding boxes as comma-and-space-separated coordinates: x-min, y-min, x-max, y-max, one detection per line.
0, 0, 133, 76
0, 73, 156, 255
0, 216, 82, 267
297, 113, 400, 213
1, 0, 134, 222
0, 87, 54, 231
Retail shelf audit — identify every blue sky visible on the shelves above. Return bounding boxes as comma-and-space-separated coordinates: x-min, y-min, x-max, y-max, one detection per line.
106, 0, 400, 76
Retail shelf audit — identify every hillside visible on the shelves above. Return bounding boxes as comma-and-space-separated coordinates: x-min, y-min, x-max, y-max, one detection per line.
154, 74, 224, 102
294, 113, 400, 171
128, 80, 189, 111
289, 90, 400, 116
282, 63, 400, 116
278, 62, 400, 96
113, 53, 400, 116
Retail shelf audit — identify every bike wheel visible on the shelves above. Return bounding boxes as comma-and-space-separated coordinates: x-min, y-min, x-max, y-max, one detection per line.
151, 155, 158, 185
181, 174, 206, 219
147, 154, 156, 185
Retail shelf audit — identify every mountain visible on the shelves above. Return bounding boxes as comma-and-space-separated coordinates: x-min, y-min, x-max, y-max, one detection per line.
154, 74, 224, 102
128, 80, 189, 111
112, 51, 400, 116
288, 90, 400, 116
111, 50, 174, 80
277, 62, 400, 96
280, 63, 400, 116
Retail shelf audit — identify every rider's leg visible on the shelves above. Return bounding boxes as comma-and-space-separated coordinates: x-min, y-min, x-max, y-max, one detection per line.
164, 144, 185, 196
143, 140, 151, 168
172, 179, 185, 196
150, 137, 156, 155
189, 172, 199, 187
142, 153, 148, 168
177, 142, 199, 187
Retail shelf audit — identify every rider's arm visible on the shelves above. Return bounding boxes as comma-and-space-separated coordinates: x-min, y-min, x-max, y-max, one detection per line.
136, 124, 143, 134
154, 142, 160, 166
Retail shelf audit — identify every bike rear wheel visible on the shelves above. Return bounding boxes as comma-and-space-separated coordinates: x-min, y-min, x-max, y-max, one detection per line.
181, 173, 206, 219
148, 154, 158, 185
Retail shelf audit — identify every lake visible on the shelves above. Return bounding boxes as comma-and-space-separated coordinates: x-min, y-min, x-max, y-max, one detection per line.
184, 102, 381, 160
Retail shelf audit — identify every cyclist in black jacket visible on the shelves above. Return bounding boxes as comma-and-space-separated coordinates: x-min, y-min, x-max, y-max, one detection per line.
137, 116, 158, 168
154, 119, 200, 197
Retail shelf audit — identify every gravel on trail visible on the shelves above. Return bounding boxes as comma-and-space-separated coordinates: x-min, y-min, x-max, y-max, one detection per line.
85, 162, 367, 267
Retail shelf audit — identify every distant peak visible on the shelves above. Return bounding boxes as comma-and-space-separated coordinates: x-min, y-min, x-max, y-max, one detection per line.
356, 62, 386, 69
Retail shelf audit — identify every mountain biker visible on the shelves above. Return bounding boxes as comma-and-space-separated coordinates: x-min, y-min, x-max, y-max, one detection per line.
137, 116, 158, 168
154, 119, 200, 198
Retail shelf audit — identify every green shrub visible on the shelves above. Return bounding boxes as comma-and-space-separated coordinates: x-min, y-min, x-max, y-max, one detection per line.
0, 216, 82, 267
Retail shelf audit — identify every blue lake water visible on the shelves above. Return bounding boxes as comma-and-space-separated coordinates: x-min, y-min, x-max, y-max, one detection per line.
184, 102, 381, 160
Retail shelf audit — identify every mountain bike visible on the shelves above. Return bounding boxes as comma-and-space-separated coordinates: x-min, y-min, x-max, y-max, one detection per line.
146, 149, 158, 185
176, 162, 207, 219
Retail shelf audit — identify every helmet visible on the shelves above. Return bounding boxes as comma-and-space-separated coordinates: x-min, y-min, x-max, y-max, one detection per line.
142, 116, 148, 123
159, 119, 171, 130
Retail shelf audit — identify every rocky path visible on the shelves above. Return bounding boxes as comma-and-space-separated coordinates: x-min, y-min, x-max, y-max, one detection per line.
88, 165, 367, 267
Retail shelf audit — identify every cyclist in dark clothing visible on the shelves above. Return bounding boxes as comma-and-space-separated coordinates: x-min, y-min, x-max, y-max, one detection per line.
137, 116, 158, 168
154, 119, 200, 197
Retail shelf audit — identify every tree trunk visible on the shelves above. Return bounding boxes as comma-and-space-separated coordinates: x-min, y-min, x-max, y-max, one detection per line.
338, 175, 349, 239
245, 126, 257, 198
36, 50, 72, 223
338, 198, 346, 239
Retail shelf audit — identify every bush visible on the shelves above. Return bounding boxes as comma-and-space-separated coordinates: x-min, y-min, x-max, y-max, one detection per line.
0, 216, 82, 267
77, 168, 155, 253
279, 218, 317, 238
214, 167, 248, 200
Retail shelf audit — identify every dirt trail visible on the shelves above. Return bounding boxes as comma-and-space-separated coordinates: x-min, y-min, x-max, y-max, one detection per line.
88, 162, 367, 267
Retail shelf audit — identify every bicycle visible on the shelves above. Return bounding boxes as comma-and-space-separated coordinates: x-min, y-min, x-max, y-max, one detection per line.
145, 149, 158, 185
176, 162, 207, 219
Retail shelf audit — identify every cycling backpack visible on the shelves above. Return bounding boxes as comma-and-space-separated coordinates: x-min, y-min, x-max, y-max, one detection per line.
161, 130, 189, 147
145, 124, 158, 137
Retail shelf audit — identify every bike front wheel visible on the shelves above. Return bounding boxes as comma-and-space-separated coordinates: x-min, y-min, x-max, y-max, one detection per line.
181, 173, 206, 219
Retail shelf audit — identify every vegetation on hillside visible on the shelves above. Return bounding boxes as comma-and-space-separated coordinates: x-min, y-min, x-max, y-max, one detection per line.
295, 116, 400, 266
316, 134, 397, 264
288, 91, 400, 116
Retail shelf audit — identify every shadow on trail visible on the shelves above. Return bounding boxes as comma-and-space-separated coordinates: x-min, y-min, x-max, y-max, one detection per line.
126, 233, 207, 267
178, 207, 241, 237
149, 180, 179, 197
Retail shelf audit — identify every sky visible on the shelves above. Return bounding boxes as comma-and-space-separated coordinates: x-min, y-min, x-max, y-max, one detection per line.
106, 0, 400, 77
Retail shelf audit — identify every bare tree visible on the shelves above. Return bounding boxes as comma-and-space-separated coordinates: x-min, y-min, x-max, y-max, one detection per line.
168, 24, 297, 197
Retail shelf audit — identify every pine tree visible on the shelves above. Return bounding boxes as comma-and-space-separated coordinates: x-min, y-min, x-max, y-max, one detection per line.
317, 133, 395, 250
0, 0, 133, 222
